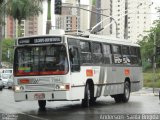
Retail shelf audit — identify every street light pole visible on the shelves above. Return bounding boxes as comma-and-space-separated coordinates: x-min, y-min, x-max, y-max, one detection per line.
153, 33, 156, 93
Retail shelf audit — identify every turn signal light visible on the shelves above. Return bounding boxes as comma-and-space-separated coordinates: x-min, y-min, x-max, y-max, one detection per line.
65, 84, 70, 91
20, 79, 29, 84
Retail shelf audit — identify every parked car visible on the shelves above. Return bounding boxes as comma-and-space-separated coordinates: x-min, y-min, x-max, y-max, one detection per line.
0, 74, 3, 90
6, 74, 14, 89
1, 73, 12, 88
1, 69, 13, 74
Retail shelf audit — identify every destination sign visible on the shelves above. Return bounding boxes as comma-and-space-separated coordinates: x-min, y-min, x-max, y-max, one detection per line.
18, 37, 61, 45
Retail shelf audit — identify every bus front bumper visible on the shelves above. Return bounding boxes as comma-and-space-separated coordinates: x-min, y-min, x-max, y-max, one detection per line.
14, 91, 69, 102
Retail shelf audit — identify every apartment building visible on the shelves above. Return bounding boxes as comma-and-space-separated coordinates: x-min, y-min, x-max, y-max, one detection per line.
64, 0, 92, 32
99, 0, 152, 42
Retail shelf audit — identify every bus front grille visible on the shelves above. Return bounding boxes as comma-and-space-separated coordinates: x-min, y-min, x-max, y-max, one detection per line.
25, 84, 55, 91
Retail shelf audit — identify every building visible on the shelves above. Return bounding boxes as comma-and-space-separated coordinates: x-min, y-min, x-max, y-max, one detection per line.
5, 16, 16, 38
22, 17, 38, 36
98, 0, 152, 42
4, 0, 92, 37
64, 0, 92, 32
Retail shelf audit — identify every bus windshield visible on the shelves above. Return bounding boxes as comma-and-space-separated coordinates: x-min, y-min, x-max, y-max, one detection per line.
14, 45, 69, 76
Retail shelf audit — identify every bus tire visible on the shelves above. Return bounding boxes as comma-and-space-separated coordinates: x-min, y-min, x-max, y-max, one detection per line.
38, 100, 46, 110
114, 95, 122, 103
82, 83, 92, 107
121, 81, 130, 102
90, 97, 97, 106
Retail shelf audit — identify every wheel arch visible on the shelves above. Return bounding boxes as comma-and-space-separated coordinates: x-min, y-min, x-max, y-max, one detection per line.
124, 77, 131, 90
86, 79, 94, 96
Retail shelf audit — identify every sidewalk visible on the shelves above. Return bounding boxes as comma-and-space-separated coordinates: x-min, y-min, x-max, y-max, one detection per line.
131, 87, 160, 96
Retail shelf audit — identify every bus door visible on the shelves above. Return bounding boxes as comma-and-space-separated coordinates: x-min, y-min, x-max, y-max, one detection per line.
67, 38, 81, 84
68, 38, 82, 99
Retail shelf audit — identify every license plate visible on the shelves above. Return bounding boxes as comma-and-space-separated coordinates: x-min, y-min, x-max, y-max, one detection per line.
34, 93, 45, 100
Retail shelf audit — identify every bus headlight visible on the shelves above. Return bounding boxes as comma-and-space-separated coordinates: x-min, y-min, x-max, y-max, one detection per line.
55, 84, 70, 91
15, 86, 24, 91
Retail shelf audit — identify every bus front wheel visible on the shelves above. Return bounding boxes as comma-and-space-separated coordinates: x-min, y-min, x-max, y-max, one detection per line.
82, 83, 90, 107
38, 100, 46, 110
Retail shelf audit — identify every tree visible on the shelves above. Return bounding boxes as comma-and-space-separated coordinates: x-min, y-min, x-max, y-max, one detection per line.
5, 0, 43, 36
138, 15, 160, 70
46, 0, 51, 34
92, 0, 96, 5
0, 38, 14, 63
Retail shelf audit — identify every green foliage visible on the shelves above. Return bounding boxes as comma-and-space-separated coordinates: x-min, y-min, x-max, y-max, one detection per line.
47, 0, 51, 20
143, 69, 160, 88
0, 38, 14, 64
5, 0, 43, 37
92, 0, 96, 5
6, 0, 43, 25
139, 9, 160, 70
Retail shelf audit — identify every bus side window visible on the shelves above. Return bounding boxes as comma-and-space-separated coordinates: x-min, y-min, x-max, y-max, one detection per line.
122, 46, 131, 65
130, 47, 142, 66
112, 45, 122, 64
103, 44, 112, 64
69, 47, 80, 72
92, 42, 103, 64
130, 47, 141, 65
80, 41, 92, 64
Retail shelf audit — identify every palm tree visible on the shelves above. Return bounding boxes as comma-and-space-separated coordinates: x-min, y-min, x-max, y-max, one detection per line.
46, 0, 51, 34
0, 0, 6, 68
6, 0, 43, 36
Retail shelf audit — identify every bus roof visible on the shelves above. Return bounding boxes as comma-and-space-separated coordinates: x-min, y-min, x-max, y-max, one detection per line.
65, 34, 140, 47
16, 33, 139, 47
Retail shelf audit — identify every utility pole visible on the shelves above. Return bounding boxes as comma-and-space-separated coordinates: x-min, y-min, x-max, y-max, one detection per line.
96, 0, 101, 33
153, 33, 156, 93
76, 0, 80, 35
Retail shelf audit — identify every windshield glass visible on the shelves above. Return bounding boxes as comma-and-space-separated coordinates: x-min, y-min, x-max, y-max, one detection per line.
14, 45, 69, 76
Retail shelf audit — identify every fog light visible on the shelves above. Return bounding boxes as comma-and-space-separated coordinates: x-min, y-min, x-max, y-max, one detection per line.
20, 86, 24, 90
56, 85, 60, 90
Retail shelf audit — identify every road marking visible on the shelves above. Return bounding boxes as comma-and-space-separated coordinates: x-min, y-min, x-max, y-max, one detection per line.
20, 112, 49, 120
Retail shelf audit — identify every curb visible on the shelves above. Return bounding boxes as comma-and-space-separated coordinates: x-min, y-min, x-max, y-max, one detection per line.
131, 93, 159, 96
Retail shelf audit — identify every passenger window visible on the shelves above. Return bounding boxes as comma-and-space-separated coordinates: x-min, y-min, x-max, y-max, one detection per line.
122, 46, 131, 64
92, 42, 103, 64
130, 47, 141, 65
80, 41, 92, 64
112, 45, 122, 64
103, 44, 112, 64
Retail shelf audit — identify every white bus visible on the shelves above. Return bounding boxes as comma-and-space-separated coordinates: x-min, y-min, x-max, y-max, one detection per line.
13, 31, 143, 110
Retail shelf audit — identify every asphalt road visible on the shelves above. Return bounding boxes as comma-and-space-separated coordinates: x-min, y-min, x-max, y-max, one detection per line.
0, 89, 160, 120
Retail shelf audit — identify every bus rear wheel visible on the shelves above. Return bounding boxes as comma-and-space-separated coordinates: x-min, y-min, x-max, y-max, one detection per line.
113, 81, 130, 103
38, 100, 46, 110
121, 81, 130, 102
